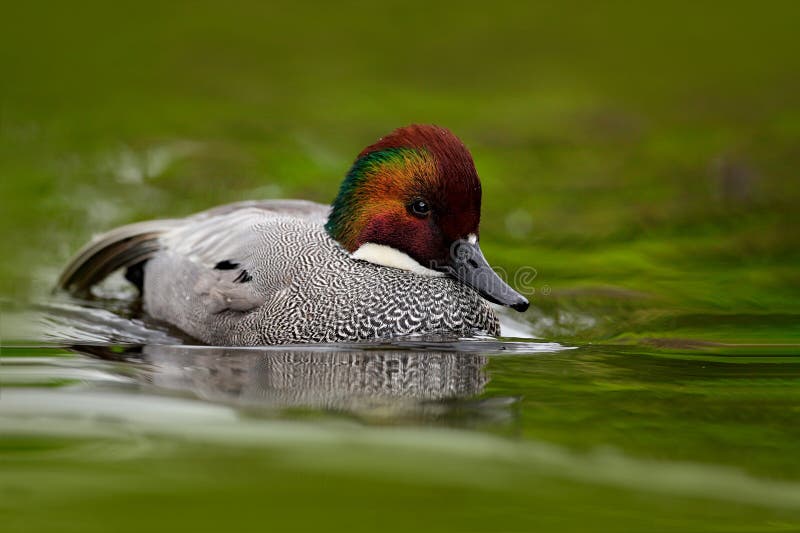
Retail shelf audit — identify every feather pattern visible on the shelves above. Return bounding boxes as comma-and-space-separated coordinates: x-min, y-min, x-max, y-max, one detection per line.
57, 123, 513, 345
63, 200, 499, 345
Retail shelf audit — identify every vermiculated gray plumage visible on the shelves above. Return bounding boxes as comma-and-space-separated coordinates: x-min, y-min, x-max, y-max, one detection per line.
59, 200, 499, 345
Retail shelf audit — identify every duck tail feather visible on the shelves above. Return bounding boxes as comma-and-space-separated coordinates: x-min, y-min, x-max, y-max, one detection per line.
57, 219, 181, 296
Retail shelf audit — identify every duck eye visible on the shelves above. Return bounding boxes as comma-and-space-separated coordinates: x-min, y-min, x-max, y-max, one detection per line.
409, 198, 431, 218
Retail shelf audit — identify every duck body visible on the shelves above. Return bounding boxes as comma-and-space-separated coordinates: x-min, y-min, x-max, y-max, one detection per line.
59, 125, 527, 345
142, 200, 498, 345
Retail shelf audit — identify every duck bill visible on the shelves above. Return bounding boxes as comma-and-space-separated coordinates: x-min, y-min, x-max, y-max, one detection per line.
440, 239, 530, 312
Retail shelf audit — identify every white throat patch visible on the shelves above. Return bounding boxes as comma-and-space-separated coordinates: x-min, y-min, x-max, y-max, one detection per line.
350, 243, 445, 277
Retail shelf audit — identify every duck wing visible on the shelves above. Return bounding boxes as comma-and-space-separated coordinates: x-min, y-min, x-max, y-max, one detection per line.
57, 199, 329, 303
143, 205, 328, 341
194, 199, 329, 224
154, 207, 278, 314
57, 218, 183, 295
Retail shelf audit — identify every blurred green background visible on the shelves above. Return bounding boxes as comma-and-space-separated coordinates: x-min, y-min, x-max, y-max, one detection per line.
2, 0, 800, 343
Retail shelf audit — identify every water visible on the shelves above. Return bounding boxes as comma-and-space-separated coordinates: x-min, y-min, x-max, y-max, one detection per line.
2, 303, 800, 532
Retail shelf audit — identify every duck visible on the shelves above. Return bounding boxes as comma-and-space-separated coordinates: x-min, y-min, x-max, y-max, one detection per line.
58, 124, 529, 345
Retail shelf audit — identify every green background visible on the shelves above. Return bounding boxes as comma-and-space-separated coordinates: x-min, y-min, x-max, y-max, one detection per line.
2, 0, 799, 344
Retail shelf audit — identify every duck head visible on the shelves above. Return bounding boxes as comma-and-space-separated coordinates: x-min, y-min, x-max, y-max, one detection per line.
325, 124, 529, 312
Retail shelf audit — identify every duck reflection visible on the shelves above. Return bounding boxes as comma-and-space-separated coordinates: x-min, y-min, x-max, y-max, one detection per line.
73, 345, 510, 424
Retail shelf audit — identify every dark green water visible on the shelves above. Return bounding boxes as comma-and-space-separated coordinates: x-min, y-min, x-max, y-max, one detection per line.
3, 326, 800, 532
2, 1, 800, 531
